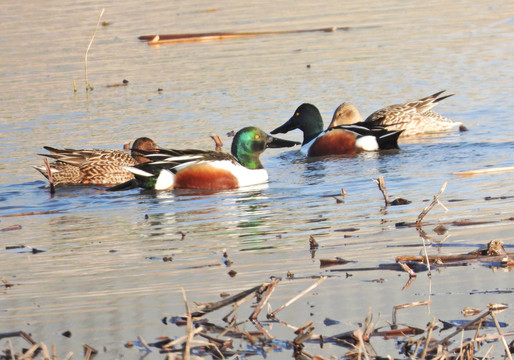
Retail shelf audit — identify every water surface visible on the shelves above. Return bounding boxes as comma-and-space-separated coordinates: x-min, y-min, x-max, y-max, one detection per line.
1, 0, 513, 358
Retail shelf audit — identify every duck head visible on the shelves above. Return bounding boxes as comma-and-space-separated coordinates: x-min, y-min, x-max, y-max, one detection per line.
131, 137, 161, 164
231, 127, 299, 169
271, 103, 324, 145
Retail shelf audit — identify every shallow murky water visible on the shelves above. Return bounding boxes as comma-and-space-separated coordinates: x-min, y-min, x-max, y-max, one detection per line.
1, 0, 513, 358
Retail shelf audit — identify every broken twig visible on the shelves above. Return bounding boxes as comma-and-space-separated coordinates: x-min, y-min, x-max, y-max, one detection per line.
249, 278, 280, 321
416, 181, 448, 225
373, 176, 390, 206
140, 26, 349, 45
269, 276, 326, 318
489, 310, 513, 360
452, 166, 514, 176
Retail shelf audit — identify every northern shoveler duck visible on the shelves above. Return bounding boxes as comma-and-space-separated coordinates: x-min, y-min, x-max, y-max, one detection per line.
331, 91, 466, 136
327, 102, 364, 128
112, 127, 300, 191
270, 103, 402, 157
34, 137, 160, 186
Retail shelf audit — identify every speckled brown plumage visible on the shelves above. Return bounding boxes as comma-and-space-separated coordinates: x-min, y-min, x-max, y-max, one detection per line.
33, 137, 159, 186
329, 91, 465, 137
364, 90, 464, 136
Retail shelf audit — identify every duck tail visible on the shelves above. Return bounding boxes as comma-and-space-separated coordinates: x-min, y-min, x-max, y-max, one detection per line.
433, 93, 454, 103
33, 165, 50, 179
378, 130, 403, 150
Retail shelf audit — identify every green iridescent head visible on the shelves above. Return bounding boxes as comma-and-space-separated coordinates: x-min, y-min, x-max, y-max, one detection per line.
231, 127, 299, 169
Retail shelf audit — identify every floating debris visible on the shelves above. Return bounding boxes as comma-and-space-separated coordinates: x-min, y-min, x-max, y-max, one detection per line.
390, 197, 411, 205
1, 279, 14, 288
462, 307, 481, 317
1, 224, 22, 232
319, 257, 355, 269
396, 240, 514, 268
139, 26, 351, 45
222, 248, 233, 266
106, 79, 129, 88
309, 235, 319, 249
210, 133, 223, 152
373, 176, 410, 206
452, 166, 514, 176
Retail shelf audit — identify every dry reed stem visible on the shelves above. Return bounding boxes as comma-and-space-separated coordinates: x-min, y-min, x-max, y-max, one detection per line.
84, 8, 105, 91
392, 299, 431, 326
372, 176, 390, 206
401, 275, 417, 291
41, 342, 50, 360
222, 289, 256, 322
191, 283, 265, 317
355, 327, 370, 360
19, 343, 40, 359
416, 181, 448, 225
210, 134, 223, 152
217, 317, 237, 339
456, 329, 465, 360
251, 320, 274, 341
295, 321, 314, 335
275, 319, 322, 341
489, 311, 512, 360
397, 262, 417, 278
416, 181, 447, 277
8, 339, 14, 360
142, 26, 346, 45
452, 166, 514, 176
249, 278, 280, 320
182, 287, 193, 360
0, 210, 63, 217
454, 332, 514, 350
162, 327, 204, 351
482, 344, 495, 360
137, 335, 152, 352
473, 319, 483, 353
362, 308, 374, 340
428, 310, 492, 353
419, 234, 432, 277
269, 276, 327, 318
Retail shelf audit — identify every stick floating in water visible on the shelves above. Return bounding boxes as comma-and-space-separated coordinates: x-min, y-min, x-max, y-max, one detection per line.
138, 26, 353, 45
452, 166, 514, 176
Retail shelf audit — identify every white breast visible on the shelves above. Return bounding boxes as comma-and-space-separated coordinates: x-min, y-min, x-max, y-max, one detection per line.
355, 136, 379, 151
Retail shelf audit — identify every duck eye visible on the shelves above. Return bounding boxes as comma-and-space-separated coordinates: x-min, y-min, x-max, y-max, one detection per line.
296, 112, 299, 116
254, 134, 260, 139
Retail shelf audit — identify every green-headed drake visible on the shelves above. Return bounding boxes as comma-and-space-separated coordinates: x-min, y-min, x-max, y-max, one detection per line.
271, 103, 402, 157
114, 127, 299, 191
